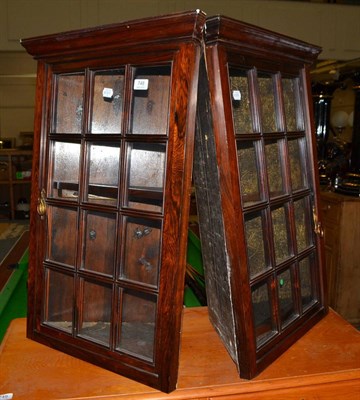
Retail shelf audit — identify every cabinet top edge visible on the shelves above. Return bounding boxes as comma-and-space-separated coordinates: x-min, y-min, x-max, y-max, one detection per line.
20, 9, 321, 65
205, 15, 322, 63
20, 10, 207, 59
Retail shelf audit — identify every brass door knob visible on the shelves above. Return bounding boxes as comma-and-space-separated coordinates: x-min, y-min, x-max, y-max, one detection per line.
37, 189, 47, 217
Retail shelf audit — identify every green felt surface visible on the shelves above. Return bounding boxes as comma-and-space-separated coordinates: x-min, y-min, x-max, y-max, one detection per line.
0, 249, 28, 343
184, 230, 205, 307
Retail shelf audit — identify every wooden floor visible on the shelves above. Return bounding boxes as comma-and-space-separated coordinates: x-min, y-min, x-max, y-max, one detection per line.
0, 307, 359, 399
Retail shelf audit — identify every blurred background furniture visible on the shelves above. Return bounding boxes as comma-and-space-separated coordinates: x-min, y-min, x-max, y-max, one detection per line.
0, 149, 32, 220
320, 191, 360, 324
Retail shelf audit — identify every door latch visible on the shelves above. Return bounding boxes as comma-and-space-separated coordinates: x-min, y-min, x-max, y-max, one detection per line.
37, 188, 47, 218
312, 205, 324, 238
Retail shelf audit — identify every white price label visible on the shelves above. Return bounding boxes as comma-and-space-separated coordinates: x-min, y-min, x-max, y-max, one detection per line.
102, 87, 114, 99
232, 90, 241, 101
134, 79, 149, 90
0, 394, 13, 400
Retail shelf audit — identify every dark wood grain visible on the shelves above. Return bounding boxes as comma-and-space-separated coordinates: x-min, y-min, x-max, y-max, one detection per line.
22, 11, 205, 393
21, 9, 327, 392
195, 15, 327, 380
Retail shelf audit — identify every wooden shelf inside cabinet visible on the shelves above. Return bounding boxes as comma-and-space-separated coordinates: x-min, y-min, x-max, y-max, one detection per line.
0, 149, 32, 220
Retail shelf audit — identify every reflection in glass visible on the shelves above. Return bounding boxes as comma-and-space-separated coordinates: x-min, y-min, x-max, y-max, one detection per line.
118, 290, 157, 361
50, 141, 81, 199
229, 69, 253, 133
122, 217, 161, 287
265, 140, 285, 197
130, 65, 171, 135
78, 280, 112, 346
86, 142, 120, 205
294, 197, 311, 253
54, 73, 84, 133
245, 212, 268, 278
277, 268, 296, 327
43, 269, 74, 333
47, 206, 77, 267
282, 77, 303, 131
125, 142, 166, 212
299, 256, 315, 310
237, 141, 262, 206
82, 211, 116, 276
91, 70, 124, 133
288, 138, 307, 191
252, 281, 276, 346
258, 73, 278, 133
271, 205, 291, 264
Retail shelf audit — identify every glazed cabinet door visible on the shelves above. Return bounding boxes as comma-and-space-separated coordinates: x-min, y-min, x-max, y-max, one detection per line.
34, 61, 192, 391
229, 67, 321, 346
23, 10, 205, 392
195, 17, 327, 380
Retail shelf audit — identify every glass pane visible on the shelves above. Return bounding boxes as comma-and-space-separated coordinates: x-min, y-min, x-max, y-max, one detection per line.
43, 269, 74, 333
82, 211, 116, 276
125, 142, 166, 212
50, 141, 81, 200
299, 256, 315, 310
47, 206, 77, 267
294, 197, 312, 253
265, 140, 285, 198
258, 73, 278, 133
237, 141, 262, 206
118, 290, 157, 361
277, 268, 296, 327
288, 138, 307, 191
252, 281, 276, 346
90, 69, 124, 133
53, 73, 84, 133
282, 77, 303, 131
122, 216, 161, 287
78, 280, 112, 346
229, 69, 253, 133
86, 142, 120, 205
245, 212, 269, 278
271, 205, 291, 265
130, 65, 171, 135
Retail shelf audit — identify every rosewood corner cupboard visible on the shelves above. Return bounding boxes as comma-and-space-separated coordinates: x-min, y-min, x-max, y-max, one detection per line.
21, 10, 205, 393
21, 10, 327, 392
194, 16, 327, 379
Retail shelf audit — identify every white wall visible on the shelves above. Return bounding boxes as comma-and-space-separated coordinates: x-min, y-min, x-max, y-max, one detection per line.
0, 0, 359, 60
0, 52, 36, 141
0, 0, 359, 143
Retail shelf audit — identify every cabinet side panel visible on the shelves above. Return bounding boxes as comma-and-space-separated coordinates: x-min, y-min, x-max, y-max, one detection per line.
194, 57, 238, 364
27, 61, 48, 339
